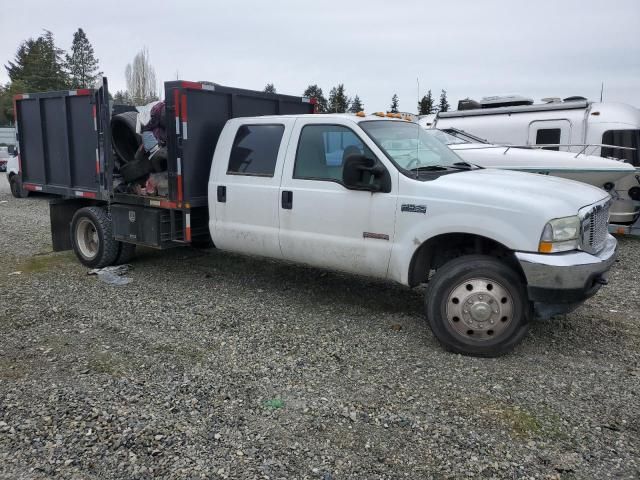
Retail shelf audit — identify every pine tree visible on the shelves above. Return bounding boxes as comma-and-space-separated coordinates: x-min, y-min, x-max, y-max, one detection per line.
263, 83, 276, 94
328, 84, 349, 113
66, 28, 102, 89
5, 30, 69, 92
389, 94, 399, 113
438, 89, 450, 113
418, 90, 435, 115
349, 94, 363, 113
113, 90, 133, 105
302, 84, 328, 113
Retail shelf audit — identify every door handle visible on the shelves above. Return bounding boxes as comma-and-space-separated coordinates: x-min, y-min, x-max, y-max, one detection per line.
281, 190, 293, 209
217, 185, 226, 202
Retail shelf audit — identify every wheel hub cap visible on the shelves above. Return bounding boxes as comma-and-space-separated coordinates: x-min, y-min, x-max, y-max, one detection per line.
446, 278, 514, 341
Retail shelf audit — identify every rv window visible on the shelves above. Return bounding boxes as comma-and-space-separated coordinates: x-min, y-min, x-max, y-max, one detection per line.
602, 130, 640, 167
535, 129, 561, 151
227, 124, 285, 176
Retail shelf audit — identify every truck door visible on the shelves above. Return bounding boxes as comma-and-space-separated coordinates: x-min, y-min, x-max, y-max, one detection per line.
278, 118, 398, 279
528, 120, 571, 151
210, 118, 294, 259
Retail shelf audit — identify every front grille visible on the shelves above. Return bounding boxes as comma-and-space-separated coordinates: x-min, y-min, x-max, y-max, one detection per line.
581, 201, 610, 254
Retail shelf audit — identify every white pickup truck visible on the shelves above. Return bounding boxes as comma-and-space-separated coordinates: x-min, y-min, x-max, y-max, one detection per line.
11, 80, 617, 357
207, 114, 617, 356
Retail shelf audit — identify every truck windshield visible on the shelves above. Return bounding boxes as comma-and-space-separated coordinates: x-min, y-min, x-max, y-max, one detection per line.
360, 120, 466, 172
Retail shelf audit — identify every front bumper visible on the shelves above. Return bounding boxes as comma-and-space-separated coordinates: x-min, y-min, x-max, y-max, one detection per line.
515, 234, 617, 318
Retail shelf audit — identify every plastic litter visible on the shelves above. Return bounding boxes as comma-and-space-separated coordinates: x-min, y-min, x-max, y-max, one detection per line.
88, 264, 132, 285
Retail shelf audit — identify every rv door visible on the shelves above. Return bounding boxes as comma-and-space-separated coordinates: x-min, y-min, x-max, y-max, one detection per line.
528, 120, 571, 151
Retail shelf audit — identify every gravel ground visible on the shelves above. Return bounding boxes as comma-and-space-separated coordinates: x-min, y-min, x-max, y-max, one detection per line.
0, 174, 639, 480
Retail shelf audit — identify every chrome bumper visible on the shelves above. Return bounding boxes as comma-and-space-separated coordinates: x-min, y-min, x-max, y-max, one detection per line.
515, 234, 617, 309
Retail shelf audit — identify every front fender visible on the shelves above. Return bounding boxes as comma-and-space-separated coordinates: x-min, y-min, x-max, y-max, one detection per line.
388, 212, 537, 285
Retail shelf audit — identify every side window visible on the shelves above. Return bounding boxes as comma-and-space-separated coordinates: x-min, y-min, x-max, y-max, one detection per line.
602, 130, 640, 166
227, 124, 285, 176
535, 128, 561, 151
294, 125, 373, 181
536, 128, 561, 151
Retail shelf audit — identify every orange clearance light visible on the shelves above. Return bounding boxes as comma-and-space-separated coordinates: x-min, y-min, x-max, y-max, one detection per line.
374, 112, 385, 117
356, 111, 365, 117
538, 242, 553, 253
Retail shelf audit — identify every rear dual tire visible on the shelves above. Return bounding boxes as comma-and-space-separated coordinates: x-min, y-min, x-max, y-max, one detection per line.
425, 255, 531, 357
70, 207, 136, 268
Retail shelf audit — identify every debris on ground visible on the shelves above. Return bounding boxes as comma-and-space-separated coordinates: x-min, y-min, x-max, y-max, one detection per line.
87, 264, 132, 285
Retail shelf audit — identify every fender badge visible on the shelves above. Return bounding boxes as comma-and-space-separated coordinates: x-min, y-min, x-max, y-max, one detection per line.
401, 204, 426, 214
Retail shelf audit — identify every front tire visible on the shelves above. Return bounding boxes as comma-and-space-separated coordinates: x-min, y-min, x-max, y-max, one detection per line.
70, 207, 119, 268
425, 255, 531, 357
9, 175, 29, 198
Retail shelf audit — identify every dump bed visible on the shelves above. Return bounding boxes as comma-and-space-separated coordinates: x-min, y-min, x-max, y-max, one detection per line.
13, 88, 108, 199
14, 77, 316, 249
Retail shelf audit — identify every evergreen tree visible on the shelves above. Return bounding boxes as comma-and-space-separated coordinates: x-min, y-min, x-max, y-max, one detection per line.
113, 90, 133, 105
389, 94, 399, 113
302, 84, 328, 113
349, 94, 363, 113
438, 89, 450, 113
5, 30, 69, 92
263, 83, 276, 93
328, 84, 349, 113
66, 28, 102, 89
418, 90, 435, 115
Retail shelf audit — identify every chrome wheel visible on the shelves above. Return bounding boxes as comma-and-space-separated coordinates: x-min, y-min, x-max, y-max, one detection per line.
446, 278, 513, 341
76, 218, 99, 260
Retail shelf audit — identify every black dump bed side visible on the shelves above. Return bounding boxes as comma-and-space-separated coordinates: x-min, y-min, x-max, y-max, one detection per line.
14, 87, 109, 199
164, 81, 316, 207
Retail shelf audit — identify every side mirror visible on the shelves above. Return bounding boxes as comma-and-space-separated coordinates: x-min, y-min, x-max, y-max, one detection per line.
342, 154, 391, 193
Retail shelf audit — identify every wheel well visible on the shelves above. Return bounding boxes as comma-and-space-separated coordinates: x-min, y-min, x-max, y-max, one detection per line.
408, 233, 519, 287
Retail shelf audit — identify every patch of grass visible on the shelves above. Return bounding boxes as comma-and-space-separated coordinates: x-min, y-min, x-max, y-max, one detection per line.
87, 352, 125, 376
0, 358, 27, 380
17, 251, 73, 274
263, 398, 285, 410
499, 407, 542, 436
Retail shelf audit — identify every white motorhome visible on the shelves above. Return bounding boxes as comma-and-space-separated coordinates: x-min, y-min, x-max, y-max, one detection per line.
430, 96, 640, 224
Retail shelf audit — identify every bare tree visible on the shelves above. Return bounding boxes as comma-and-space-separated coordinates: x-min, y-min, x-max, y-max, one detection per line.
125, 47, 158, 105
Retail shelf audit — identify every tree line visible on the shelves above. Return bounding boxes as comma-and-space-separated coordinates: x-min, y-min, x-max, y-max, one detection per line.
265, 83, 450, 115
0, 28, 453, 126
0, 29, 159, 125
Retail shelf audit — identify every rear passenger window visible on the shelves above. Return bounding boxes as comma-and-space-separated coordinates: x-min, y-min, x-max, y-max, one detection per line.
294, 125, 373, 181
227, 124, 285, 176
535, 128, 561, 151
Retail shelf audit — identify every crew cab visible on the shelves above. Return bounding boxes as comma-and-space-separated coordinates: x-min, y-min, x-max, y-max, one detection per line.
207, 114, 616, 356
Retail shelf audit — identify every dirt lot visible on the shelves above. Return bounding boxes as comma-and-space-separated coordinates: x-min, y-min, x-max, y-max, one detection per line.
0, 174, 639, 480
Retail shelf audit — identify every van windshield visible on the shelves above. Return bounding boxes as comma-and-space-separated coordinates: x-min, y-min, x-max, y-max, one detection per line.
602, 130, 640, 167
360, 120, 468, 173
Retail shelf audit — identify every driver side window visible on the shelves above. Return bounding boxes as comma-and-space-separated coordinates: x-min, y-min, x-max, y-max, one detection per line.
294, 125, 374, 181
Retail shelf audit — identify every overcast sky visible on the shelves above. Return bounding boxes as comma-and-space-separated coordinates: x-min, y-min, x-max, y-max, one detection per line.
1, 0, 639, 111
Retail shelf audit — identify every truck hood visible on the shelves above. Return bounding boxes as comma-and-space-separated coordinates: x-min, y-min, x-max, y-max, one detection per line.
427, 168, 609, 216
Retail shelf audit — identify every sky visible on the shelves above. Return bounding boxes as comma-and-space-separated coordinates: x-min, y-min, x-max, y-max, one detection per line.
1, 0, 639, 112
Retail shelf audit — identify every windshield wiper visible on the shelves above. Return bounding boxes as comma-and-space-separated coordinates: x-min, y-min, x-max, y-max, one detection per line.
409, 165, 448, 172
450, 161, 475, 170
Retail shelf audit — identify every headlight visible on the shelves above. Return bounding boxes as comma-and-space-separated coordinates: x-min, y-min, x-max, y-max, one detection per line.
539, 216, 580, 253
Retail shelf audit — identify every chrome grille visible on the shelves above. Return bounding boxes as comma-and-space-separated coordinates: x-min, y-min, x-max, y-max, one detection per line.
580, 200, 610, 254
